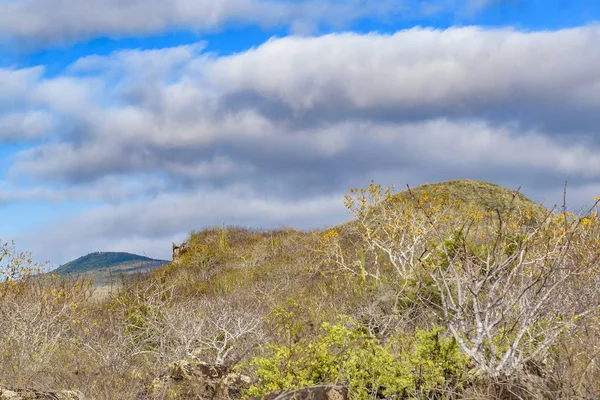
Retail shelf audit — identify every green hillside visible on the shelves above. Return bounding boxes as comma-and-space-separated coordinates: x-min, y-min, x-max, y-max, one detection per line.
53, 252, 170, 284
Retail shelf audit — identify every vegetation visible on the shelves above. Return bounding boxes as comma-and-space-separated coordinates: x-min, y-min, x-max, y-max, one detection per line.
246, 315, 469, 400
399, 180, 548, 221
1, 180, 599, 399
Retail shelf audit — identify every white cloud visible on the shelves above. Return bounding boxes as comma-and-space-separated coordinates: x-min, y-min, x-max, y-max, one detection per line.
0, 67, 44, 104
0, 175, 168, 204
0, 0, 406, 45
0, 110, 54, 139
20, 186, 344, 264
9, 26, 600, 182
5, 25, 600, 264
205, 27, 600, 116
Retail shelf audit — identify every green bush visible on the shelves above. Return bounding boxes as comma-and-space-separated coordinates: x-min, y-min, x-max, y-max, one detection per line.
244, 315, 469, 400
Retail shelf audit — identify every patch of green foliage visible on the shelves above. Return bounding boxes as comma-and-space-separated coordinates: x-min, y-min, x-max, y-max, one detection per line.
244, 310, 470, 400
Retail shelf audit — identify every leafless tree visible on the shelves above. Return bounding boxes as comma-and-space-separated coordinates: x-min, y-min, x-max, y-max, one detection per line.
345, 183, 600, 378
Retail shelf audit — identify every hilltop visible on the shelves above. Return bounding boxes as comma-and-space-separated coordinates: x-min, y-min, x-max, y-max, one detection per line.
331, 179, 550, 239
401, 179, 548, 218
53, 251, 170, 285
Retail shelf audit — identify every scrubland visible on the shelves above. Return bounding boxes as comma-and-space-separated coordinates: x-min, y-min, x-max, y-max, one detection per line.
1, 180, 600, 399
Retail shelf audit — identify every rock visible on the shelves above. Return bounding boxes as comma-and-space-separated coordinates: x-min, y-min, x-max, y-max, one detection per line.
150, 359, 251, 399
172, 240, 191, 260
0, 387, 84, 400
0, 389, 20, 400
260, 385, 348, 400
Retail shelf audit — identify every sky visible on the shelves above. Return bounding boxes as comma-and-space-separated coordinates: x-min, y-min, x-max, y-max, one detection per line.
1, 0, 600, 266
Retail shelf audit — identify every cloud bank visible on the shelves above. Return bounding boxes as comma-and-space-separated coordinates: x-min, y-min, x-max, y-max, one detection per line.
0, 0, 519, 46
0, 0, 407, 45
3, 25, 600, 264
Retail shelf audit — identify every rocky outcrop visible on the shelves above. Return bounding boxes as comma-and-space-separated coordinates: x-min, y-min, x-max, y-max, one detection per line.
0, 387, 84, 400
172, 240, 191, 261
150, 359, 251, 400
148, 355, 349, 400
261, 385, 348, 400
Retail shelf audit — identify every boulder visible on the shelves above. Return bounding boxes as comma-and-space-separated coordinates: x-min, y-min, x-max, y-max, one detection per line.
172, 240, 191, 260
150, 359, 251, 400
0, 387, 84, 400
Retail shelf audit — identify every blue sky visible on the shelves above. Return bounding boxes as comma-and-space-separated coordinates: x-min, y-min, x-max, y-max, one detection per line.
1, 0, 600, 266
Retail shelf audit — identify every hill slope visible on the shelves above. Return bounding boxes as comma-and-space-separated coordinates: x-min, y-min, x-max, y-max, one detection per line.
333, 179, 549, 237
54, 252, 170, 284
401, 179, 549, 218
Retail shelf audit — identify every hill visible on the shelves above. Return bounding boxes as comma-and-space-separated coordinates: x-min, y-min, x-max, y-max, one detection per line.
53, 251, 170, 285
332, 179, 550, 239
401, 179, 549, 218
